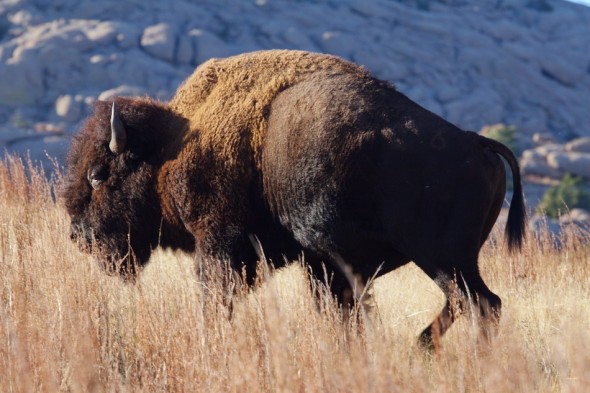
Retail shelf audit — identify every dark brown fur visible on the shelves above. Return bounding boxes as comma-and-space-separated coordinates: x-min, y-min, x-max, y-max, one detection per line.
63, 97, 195, 276
63, 50, 526, 348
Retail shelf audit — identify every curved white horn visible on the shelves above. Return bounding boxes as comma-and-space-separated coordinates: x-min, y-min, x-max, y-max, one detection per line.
109, 102, 127, 154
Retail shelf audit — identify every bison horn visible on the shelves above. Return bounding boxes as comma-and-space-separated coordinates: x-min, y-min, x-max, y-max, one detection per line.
109, 102, 127, 154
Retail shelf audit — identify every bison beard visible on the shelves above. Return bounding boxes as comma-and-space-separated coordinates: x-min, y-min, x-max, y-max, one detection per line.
63, 50, 526, 350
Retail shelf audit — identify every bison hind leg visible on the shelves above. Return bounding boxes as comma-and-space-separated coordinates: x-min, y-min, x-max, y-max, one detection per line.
417, 265, 501, 352
307, 257, 354, 309
308, 253, 387, 336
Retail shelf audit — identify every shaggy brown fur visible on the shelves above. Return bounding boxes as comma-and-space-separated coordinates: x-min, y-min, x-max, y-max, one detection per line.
63, 97, 195, 276
159, 50, 382, 270
63, 49, 526, 349
170, 50, 372, 167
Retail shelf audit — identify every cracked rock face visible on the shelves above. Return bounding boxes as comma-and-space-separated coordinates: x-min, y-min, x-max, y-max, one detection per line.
0, 0, 589, 171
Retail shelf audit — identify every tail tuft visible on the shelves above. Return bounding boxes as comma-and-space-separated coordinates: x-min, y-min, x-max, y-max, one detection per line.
476, 134, 527, 252
506, 182, 526, 253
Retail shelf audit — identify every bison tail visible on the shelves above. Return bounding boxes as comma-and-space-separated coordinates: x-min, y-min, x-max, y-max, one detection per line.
478, 135, 527, 252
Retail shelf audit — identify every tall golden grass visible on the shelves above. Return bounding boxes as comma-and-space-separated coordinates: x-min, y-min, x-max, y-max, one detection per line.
1, 156, 589, 392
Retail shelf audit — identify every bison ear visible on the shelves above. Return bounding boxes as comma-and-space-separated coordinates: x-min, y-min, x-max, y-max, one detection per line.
109, 102, 127, 154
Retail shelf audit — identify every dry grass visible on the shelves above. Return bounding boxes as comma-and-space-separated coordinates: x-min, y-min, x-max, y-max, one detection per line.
1, 156, 589, 392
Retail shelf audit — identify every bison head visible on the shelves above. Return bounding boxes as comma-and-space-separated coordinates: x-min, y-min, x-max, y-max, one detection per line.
62, 97, 185, 278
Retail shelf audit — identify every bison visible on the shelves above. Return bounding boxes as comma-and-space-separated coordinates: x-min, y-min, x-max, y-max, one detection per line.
63, 50, 526, 348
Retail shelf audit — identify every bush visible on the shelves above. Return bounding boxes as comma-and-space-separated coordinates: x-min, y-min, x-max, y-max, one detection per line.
480, 123, 520, 190
480, 123, 520, 155
537, 173, 590, 219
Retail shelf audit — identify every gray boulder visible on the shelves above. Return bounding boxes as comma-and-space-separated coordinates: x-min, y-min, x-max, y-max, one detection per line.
191, 29, 231, 65
114, 22, 142, 50
521, 149, 564, 180
560, 208, 590, 226
83, 21, 119, 45
0, 61, 43, 105
534, 143, 565, 156
141, 23, 177, 62
532, 132, 557, 146
565, 137, 590, 153
176, 34, 194, 65
547, 151, 590, 180
54, 94, 83, 123
538, 52, 584, 87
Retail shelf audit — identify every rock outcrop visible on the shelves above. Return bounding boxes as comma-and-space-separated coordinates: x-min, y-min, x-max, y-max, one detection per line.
521, 137, 590, 183
1, 0, 589, 175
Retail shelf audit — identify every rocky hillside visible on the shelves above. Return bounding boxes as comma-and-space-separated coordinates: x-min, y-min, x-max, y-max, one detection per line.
1, 0, 589, 186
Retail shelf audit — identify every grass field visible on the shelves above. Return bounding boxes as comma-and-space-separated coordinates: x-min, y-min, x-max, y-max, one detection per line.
1, 156, 589, 392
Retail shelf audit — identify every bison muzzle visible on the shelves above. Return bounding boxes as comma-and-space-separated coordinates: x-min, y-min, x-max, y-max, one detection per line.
63, 50, 526, 349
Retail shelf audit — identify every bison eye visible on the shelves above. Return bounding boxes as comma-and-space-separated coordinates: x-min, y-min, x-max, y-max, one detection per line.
87, 165, 108, 190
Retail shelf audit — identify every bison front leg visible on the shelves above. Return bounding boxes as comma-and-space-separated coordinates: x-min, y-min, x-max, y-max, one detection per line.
186, 217, 259, 288
180, 217, 259, 320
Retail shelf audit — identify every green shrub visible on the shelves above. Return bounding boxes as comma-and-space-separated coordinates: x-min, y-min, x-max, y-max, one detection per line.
480, 123, 520, 190
537, 173, 590, 219
480, 123, 520, 155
